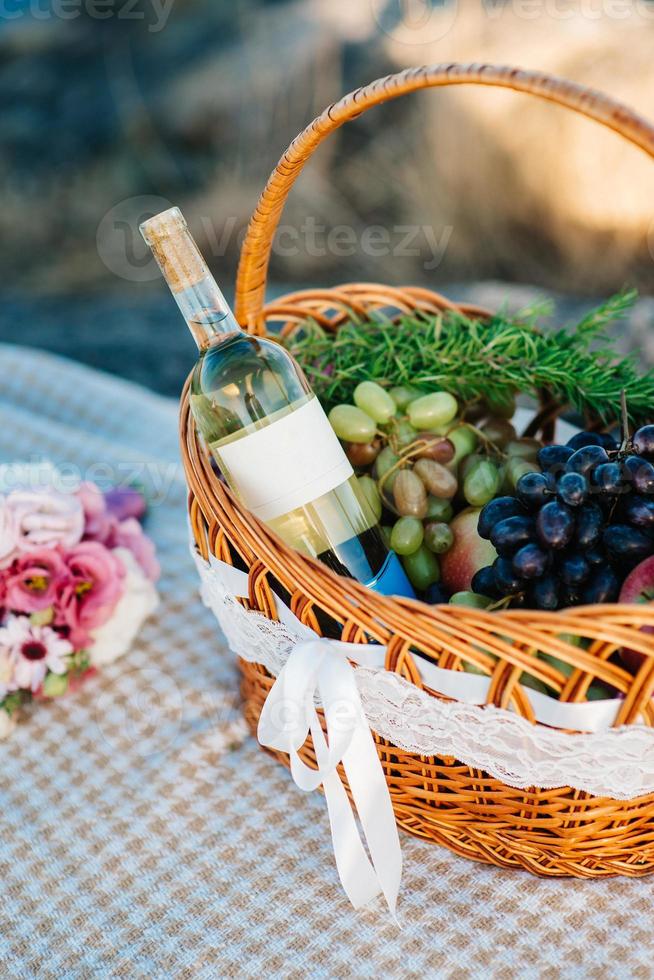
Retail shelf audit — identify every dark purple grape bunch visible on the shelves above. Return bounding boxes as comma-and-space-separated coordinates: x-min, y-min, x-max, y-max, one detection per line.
472, 424, 654, 610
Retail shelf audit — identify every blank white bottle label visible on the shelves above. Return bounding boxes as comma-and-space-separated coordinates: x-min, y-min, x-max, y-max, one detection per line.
216, 396, 354, 521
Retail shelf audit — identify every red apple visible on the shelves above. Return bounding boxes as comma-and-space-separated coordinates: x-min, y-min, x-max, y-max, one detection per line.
440, 507, 498, 594
618, 556, 654, 674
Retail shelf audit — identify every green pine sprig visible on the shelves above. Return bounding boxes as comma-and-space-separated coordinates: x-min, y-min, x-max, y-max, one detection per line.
284, 289, 653, 426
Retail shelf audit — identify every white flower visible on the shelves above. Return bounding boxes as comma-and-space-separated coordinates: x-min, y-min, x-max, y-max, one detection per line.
0, 496, 17, 568
6, 488, 84, 554
0, 463, 84, 566
88, 548, 159, 667
0, 709, 16, 740
0, 649, 13, 700
0, 616, 73, 693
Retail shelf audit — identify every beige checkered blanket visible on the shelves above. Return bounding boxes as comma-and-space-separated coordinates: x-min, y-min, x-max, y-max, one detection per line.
1, 344, 652, 979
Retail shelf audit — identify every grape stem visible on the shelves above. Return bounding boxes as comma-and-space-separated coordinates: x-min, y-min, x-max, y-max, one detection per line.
376, 437, 445, 494
486, 594, 520, 612
386, 415, 505, 459
378, 421, 505, 497
619, 388, 631, 453
453, 421, 507, 459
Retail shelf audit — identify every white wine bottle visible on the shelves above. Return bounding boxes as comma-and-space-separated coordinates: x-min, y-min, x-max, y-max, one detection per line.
140, 207, 414, 597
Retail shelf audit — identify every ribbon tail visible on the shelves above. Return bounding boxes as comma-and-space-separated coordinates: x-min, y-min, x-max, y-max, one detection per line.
257, 638, 403, 915
306, 715, 381, 908
321, 765, 383, 910
342, 722, 403, 917
320, 657, 403, 916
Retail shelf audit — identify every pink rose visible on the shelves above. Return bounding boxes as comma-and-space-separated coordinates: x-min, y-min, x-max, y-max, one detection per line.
77, 483, 148, 545
77, 482, 114, 544
76, 483, 158, 584
112, 519, 160, 582
7, 489, 84, 554
5, 549, 69, 613
56, 542, 125, 648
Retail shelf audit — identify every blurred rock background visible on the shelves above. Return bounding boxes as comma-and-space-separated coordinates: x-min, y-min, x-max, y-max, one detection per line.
0, 0, 653, 393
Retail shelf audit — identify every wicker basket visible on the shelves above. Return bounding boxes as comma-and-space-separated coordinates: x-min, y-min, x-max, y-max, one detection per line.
181, 64, 654, 878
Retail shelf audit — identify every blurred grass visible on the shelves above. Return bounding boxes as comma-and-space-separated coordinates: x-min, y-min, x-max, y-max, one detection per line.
1, 0, 654, 390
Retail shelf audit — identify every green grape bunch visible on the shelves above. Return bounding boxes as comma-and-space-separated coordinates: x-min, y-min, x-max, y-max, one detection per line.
327, 380, 547, 596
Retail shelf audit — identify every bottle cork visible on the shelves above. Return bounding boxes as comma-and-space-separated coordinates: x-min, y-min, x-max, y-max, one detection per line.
140, 207, 206, 293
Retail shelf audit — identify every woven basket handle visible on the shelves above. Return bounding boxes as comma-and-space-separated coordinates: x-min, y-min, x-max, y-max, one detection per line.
234, 63, 654, 331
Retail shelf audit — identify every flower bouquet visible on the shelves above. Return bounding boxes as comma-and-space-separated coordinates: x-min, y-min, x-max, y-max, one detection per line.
0, 463, 159, 737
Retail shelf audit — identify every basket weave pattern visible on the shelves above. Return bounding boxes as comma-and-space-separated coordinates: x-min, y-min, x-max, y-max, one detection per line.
182, 65, 654, 877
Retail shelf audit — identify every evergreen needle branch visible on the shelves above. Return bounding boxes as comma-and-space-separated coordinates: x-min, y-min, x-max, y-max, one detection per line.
284, 289, 653, 426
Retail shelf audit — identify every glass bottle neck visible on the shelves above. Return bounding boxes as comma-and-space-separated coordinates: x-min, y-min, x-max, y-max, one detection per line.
172, 273, 243, 350
139, 206, 244, 350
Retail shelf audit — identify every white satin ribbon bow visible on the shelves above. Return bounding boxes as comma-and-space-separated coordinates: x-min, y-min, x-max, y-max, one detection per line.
257, 637, 402, 915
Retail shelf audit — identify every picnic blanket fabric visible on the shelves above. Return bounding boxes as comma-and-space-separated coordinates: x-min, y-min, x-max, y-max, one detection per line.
0, 342, 653, 980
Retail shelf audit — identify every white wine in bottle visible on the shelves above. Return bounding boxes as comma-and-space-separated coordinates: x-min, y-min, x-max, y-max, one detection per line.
140, 207, 414, 597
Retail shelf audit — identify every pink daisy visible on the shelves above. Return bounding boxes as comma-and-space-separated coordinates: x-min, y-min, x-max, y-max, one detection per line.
0, 616, 73, 693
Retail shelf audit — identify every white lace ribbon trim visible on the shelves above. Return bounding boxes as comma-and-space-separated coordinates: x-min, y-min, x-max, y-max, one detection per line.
194, 550, 654, 802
